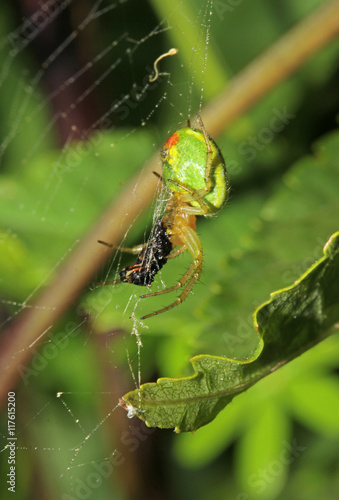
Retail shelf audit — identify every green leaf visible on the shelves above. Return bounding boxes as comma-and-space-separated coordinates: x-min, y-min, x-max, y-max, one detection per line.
287, 375, 339, 436
121, 231, 339, 432
235, 402, 291, 499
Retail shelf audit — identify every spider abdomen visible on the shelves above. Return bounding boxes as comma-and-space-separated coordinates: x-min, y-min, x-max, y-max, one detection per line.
161, 127, 229, 214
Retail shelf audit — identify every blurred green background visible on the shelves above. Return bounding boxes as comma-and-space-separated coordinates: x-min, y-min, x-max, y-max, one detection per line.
0, 0, 339, 499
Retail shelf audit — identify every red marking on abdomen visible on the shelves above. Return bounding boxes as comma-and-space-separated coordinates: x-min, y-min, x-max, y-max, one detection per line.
165, 132, 179, 149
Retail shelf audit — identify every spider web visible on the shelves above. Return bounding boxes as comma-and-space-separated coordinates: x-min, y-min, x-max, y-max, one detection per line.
0, 0, 216, 497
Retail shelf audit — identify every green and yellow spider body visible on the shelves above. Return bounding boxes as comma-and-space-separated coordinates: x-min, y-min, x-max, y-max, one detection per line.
161, 127, 228, 214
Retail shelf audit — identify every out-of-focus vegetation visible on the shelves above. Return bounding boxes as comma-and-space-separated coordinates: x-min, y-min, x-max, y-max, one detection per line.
0, 1, 339, 499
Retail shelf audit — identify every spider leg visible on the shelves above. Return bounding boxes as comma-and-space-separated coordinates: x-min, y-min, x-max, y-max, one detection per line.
167, 245, 186, 259
98, 240, 147, 255
152, 171, 163, 182
95, 279, 121, 286
196, 114, 214, 195
167, 179, 211, 215
140, 226, 202, 319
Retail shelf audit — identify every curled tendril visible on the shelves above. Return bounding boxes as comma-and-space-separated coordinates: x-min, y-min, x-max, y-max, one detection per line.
149, 48, 179, 83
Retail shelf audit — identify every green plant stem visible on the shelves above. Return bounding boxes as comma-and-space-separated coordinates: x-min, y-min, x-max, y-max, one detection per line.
0, 0, 339, 408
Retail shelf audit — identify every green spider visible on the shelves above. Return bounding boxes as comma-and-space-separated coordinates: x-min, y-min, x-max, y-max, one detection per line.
98, 115, 229, 319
